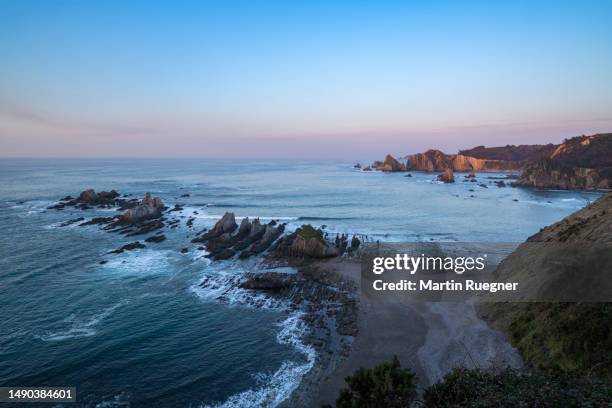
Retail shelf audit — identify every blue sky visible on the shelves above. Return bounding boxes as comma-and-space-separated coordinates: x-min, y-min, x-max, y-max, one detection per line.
1, 0, 611, 158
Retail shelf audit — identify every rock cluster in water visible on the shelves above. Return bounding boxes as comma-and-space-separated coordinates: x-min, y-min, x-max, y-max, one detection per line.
191, 212, 285, 260
190, 212, 360, 262
49, 190, 168, 253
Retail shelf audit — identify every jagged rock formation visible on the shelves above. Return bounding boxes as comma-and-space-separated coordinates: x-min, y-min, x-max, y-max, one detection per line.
514, 134, 612, 190
52, 190, 167, 241
437, 168, 455, 183
119, 193, 164, 224
48, 189, 123, 210
271, 225, 340, 259
192, 213, 285, 260
191, 213, 360, 262
372, 154, 406, 172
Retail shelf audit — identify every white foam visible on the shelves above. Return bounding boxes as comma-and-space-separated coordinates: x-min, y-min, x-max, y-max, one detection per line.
190, 270, 286, 310
35, 301, 125, 342
99, 249, 176, 276
201, 313, 315, 408
192, 264, 316, 408
15, 200, 53, 216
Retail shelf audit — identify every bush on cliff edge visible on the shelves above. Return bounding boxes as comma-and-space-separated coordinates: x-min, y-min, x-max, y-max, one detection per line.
324, 356, 417, 408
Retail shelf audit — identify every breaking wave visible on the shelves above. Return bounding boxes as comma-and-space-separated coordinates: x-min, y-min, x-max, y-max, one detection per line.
192, 266, 315, 408
35, 301, 125, 342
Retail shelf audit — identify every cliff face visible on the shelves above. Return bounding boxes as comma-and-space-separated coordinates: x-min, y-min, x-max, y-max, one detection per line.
368, 133, 611, 189
404, 150, 523, 172
515, 158, 611, 190
480, 193, 612, 377
515, 134, 612, 190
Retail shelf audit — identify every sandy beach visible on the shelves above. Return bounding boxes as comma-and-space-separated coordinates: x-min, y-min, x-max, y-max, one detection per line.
300, 245, 523, 406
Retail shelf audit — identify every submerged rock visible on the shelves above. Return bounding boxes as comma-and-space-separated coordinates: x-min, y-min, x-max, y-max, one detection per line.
145, 234, 166, 243
108, 241, 145, 254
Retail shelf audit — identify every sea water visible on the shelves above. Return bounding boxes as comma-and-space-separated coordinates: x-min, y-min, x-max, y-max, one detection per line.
0, 159, 600, 407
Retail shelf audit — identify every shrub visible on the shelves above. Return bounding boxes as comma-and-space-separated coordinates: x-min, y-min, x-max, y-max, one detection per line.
423, 367, 612, 407
327, 356, 417, 408
297, 224, 324, 242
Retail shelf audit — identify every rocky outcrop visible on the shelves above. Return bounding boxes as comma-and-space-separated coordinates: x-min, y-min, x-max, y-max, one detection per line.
374, 154, 406, 172
52, 190, 166, 233
514, 134, 612, 190
370, 154, 406, 172
514, 159, 610, 190
191, 213, 344, 262
118, 193, 164, 224
271, 225, 339, 259
191, 213, 285, 261
437, 168, 455, 183
48, 189, 122, 209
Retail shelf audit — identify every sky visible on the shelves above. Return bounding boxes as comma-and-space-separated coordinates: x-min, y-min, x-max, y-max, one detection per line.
1, 0, 612, 159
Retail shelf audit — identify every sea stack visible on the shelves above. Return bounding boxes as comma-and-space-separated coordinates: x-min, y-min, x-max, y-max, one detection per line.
437, 168, 455, 183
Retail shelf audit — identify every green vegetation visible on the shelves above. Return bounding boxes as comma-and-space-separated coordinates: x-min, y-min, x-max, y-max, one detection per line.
350, 235, 361, 250
423, 368, 612, 407
296, 224, 324, 242
324, 356, 417, 408
508, 303, 612, 378
325, 355, 612, 407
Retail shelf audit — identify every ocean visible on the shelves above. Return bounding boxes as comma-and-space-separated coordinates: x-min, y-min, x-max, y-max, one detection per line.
0, 159, 601, 407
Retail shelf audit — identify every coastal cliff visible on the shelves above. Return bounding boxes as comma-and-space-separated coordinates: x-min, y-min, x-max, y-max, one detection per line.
514, 134, 612, 190
405, 150, 522, 172
369, 133, 611, 190
480, 192, 612, 378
